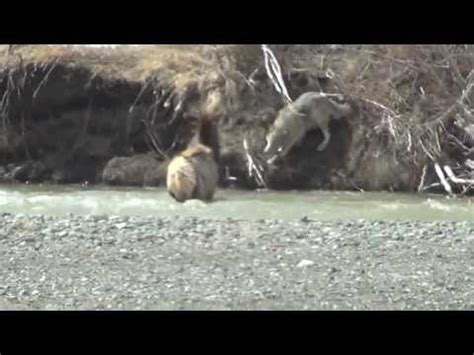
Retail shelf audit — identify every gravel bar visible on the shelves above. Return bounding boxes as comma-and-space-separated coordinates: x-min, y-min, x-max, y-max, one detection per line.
0, 213, 473, 310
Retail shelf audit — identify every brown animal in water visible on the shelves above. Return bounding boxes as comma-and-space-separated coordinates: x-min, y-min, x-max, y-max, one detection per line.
263, 92, 354, 164
166, 115, 220, 202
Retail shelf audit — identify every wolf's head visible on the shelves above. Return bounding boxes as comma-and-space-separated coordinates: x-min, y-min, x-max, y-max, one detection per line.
263, 110, 295, 164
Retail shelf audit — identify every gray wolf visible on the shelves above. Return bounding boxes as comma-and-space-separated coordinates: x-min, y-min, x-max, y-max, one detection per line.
263, 92, 353, 164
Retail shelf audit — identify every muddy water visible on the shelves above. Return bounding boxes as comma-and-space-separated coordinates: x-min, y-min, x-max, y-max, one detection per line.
0, 184, 472, 222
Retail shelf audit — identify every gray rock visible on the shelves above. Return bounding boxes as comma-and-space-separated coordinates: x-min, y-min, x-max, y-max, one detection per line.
102, 155, 167, 187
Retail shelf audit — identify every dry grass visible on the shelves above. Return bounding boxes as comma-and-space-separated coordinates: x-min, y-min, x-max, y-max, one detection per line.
0, 45, 221, 84
286, 45, 473, 156
1, 44, 473, 191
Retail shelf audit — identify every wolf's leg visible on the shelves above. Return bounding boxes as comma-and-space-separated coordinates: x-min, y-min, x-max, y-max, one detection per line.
317, 124, 331, 152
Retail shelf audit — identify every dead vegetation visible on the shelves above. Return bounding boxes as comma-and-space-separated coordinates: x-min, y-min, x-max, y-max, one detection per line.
0, 45, 473, 194
259, 45, 474, 194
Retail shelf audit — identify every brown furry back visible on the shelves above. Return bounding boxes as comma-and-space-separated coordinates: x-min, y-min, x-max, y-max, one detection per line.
166, 114, 220, 202
166, 154, 198, 202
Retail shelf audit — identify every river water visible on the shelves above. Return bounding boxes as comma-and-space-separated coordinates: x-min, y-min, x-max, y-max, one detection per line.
0, 184, 472, 222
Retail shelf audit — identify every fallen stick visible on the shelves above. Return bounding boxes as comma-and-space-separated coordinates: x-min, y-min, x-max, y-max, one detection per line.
443, 165, 474, 185
434, 162, 453, 195
420, 169, 474, 192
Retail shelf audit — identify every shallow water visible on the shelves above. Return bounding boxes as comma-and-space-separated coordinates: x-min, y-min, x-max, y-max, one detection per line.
0, 184, 472, 222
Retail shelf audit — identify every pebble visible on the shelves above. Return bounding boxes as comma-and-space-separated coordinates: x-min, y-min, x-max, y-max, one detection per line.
116, 223, 127, 230
296, 259, 315, 268
59, 230, 71, 237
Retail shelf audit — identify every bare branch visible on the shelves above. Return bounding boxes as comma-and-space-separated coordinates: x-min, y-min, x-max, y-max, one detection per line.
434, 162, 453, 195
243, 138, 267, 188
417, 164, 428, 192
32, 57, 60, 100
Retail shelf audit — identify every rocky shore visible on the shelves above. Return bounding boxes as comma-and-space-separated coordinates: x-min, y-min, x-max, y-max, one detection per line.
0, 213, 472, 310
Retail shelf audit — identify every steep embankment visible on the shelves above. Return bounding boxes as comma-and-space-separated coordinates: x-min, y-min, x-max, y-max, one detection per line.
0, 45, 473, 193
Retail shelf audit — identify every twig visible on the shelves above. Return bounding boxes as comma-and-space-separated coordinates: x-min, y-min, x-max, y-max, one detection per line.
236, 70, 257, 92
427, 70, 474, 127
145, 87, 173, 126
417, 164, 428, 192
243, 138, 267, 188
224, 166, 237, 183
361, 97, 399, 118
444, 129, 473, 154
418, 134, 435, 161
443, 165, 474, 185
440, 45, 466, 89
129, 79, 152, 114
33, 57, 60, 100
465, 159, 474, 169
169, 86, 195, 125
420, 164, 474, 194
261, 45, 292, 104
419, 181, 442, 191
335, 171, 364, 192
406, 130, 413, 152
433, 127, 442, 153
165, 137, 180, 156
141, 118, 168, 160
434, 162, 453, 195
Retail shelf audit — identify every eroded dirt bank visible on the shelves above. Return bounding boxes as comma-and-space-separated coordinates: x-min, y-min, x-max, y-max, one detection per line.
1, 45, 473, 194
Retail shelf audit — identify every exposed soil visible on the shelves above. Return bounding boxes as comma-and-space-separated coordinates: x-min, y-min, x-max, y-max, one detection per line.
0, 45, 473, 193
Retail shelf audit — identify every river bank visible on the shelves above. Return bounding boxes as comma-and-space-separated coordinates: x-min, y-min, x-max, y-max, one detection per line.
0, 213, 472, 310
1, 45, 473, 194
